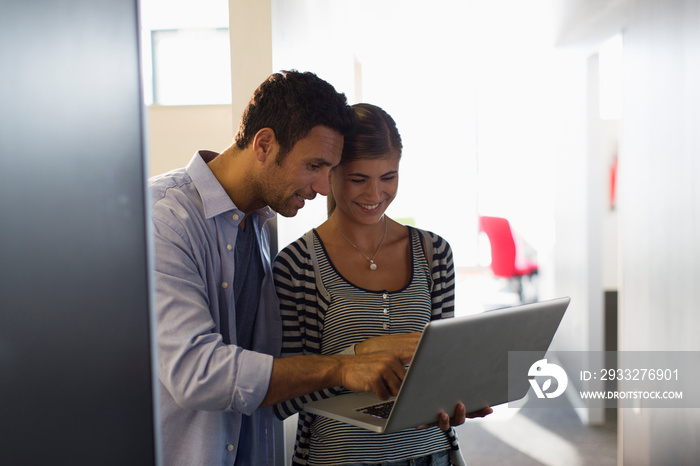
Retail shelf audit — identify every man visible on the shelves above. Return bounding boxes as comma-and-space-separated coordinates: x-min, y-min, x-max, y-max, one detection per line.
149, 71, 413, 465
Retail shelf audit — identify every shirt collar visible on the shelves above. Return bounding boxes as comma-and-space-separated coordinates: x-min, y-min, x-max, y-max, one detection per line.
186, 151, 276, 222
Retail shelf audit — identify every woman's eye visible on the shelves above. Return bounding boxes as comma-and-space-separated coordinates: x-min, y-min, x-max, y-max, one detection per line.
350, 179, 364, 184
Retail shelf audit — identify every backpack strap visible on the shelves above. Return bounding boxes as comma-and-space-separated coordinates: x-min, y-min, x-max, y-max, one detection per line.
304, 229, 330, 301
418, 228, 435, 291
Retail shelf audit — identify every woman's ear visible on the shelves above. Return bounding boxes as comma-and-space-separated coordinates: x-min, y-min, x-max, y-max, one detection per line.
252, 128, 277, 162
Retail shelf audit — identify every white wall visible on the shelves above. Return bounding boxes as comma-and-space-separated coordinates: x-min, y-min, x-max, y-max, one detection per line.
552, 52, 621, 425
147, 104, 233, 177
553, 0, 700, 462
618, 0, 700, 463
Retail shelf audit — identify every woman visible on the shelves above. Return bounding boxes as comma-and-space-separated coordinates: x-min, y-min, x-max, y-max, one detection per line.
273, 103, 489, 465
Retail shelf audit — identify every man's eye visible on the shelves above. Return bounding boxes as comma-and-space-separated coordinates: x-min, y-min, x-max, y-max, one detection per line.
350, 179, 364, 183
308, 164, 321, 171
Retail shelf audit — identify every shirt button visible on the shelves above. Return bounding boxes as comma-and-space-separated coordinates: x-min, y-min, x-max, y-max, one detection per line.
383, 323, 388, 330
383, 309, 388, 314
232, 214, 240, 221
222, 282, 229, 289
227, 444, 234, 451
383, 293, 388, 300
227, 244, 233, 251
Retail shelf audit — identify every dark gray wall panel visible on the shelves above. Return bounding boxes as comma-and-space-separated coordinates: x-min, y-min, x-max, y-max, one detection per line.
0, 0, 156, 464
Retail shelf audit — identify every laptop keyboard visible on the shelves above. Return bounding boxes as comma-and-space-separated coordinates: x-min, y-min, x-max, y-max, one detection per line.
357, 400, 395, 419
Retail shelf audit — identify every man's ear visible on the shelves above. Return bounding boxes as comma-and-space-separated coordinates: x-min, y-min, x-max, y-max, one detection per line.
252, 128, 277, 162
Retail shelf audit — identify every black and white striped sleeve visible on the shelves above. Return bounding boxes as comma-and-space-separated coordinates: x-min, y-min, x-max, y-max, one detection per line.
428, 232, 456, 320
272, 236, 338, 420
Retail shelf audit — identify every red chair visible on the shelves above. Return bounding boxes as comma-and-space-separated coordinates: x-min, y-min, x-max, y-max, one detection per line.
479, 215, 538, 302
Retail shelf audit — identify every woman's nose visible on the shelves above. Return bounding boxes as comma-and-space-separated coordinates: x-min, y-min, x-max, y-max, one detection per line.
365, 180, 382, 200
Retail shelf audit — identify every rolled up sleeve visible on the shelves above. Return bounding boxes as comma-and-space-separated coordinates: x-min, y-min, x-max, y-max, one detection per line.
230, 349, 273, 414
153, 212, 273, 414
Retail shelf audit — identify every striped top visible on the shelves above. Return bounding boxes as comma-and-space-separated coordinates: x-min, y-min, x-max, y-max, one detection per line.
273, 226, 460, 465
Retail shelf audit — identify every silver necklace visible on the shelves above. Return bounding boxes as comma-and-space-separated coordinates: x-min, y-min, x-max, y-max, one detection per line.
332, 215, 387, 271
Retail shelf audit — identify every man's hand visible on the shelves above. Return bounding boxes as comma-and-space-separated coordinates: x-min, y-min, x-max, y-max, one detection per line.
261, 348, 414, 407
338, 349, 414, 400
354, 332, 421, 355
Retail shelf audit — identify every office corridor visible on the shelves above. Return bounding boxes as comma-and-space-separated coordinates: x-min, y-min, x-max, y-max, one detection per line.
456, 394, 617, 465
453, 269, 618, 466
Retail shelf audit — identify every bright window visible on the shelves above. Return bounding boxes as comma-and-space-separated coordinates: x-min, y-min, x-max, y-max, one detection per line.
139, 0, 230, 106
150, 28, 232, 105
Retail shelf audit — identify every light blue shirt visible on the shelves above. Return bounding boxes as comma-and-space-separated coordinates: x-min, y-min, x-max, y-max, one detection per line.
149, 151, 282, 465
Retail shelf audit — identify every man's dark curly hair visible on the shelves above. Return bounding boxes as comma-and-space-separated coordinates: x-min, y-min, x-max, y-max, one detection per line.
234, 70, 358, 162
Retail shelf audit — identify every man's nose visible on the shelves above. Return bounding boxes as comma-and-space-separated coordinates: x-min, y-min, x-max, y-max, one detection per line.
312, 170, 332, 196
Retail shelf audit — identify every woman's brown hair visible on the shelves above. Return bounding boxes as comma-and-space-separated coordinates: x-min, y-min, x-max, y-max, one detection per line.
327, 103, 403, 216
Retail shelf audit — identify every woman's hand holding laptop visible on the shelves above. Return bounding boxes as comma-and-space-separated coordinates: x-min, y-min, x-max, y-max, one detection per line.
420, 403, 494, 431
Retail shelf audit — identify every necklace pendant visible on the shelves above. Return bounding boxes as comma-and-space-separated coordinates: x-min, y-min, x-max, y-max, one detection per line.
332, 214, 387, 273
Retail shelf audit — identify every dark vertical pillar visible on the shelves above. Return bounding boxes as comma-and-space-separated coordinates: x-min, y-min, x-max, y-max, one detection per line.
0, 0, 156, 464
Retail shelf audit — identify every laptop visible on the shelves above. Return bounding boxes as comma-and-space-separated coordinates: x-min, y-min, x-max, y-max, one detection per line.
304, 297, 570, 433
